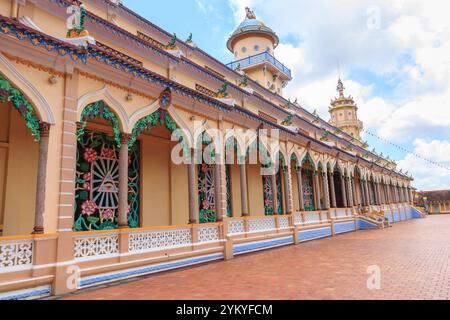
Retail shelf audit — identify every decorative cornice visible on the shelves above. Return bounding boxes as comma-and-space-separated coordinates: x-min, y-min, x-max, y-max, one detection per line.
3, 52, 65, 77
75, 69, 153, 99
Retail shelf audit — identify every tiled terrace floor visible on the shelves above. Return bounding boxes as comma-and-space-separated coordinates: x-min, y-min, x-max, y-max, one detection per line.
63, 215, 450, 300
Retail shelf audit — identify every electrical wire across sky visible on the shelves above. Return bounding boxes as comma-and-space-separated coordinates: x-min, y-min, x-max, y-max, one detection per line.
362, 128, 450, 173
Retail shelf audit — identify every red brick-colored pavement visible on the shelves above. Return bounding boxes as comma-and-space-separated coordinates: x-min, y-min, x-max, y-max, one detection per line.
62, 215, 450, 300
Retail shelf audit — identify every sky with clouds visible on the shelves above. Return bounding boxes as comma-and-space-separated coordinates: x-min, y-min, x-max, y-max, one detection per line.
123, 0, 450, 191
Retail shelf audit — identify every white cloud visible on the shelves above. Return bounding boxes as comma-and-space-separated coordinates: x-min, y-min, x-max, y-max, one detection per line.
398, 139, 450, 191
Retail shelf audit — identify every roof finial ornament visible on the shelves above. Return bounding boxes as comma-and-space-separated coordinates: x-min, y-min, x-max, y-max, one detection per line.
245, 7, 256, 19
337, 78, 345, 98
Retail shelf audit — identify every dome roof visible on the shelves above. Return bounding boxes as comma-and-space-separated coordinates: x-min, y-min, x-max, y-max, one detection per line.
227, 17, 279, 52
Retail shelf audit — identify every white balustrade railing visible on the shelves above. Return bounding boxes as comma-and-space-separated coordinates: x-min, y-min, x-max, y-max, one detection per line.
0, 238, 33, 271
320, 211, 329, 223
303, 212, 321, 224
293, 212, 303, 225
335, 208, 347, 218
228, 218, 245, 235
329, 209, 337, 219
278, 216, 290, 229
74, 233, 119, 260
248, 216, 276, 232
197, 225, 221, 243
128, 227, 192, 253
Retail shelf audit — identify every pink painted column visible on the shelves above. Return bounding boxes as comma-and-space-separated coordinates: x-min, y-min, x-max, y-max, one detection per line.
329, 172, 337, 208
323, 171, 330, 209
239, 157, 249, 216
296, 168, 305, 211
283, 165, 293, 214
340, 174, 347, 208
32, 122, 51, 234
188, 149, 198, 223
346, 176, 354, 207
271, 171, 279, 214
118, 134, 130, 228
314, 171, 321, 209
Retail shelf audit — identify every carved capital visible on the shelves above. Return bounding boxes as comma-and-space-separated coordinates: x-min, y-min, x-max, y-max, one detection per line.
120, 133, 132, 145
39, 122, 51, 138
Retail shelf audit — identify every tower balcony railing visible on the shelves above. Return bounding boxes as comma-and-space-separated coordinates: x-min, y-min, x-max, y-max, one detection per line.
226, 51, 292, 79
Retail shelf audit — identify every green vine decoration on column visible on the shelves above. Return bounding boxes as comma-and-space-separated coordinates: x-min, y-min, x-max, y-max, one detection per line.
77, 100, 122, 147
0, 73, 41, 141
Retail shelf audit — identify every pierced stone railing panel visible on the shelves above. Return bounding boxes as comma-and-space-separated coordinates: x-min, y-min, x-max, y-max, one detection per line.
293, 212, 303, 225
228, 219, 245, 235
248, 217, 276, 232
320, 211, 330, 223
303, 212, 321, 224
329, 209, 337, 219
278, 216, 290, 229
336, 209, 347, 218
74, 233, 119, 260
0, 238, 33, 271
198, 225, 221, 243
128, 228, 192, 253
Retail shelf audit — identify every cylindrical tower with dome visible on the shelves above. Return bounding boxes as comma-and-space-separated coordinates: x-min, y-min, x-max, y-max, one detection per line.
226, 7, 292, 95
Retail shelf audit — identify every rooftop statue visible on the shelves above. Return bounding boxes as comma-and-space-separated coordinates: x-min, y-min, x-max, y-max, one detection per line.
186, 33, 193, 43
245, 7, 256, 19
281, 115, 293, 126
215, 82, 229, 98
166, 33, 178, 50
66, 2, 89, 38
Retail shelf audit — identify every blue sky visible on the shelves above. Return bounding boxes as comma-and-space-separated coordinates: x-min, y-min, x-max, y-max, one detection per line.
123, 0, 235, 63
123, 0, 450, 190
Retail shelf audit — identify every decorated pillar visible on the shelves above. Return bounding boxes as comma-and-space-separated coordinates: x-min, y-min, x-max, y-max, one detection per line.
330, 172, 337, 208
385, 184, 390, 203
32, 122, 51, 234
379, 183, 384, 204
377, 182, 384, 205
373, 182, 379, 205
340, 174, 347, 208
271, 171, 279, 214
239, 157, 249, 216
346, 176, 354, 207
314, 171, 321, 210
296, 168, 305, 211
323, 171, 330, 209
364, 180, 370, 206
214, 157, 223, 221
118, 134, 130, 228
379, 183, 384, 205
188, 149, 198, 224
283, 165, 294, 214
359, 179, 365, 206
353, 178, 359, 206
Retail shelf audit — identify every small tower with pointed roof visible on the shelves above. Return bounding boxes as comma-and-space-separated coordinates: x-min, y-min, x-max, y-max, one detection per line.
226, 7, 292, 95
329, 79, 363, 140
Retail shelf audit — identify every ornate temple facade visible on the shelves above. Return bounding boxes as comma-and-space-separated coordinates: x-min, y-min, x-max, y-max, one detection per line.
0, 0, 420, 299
